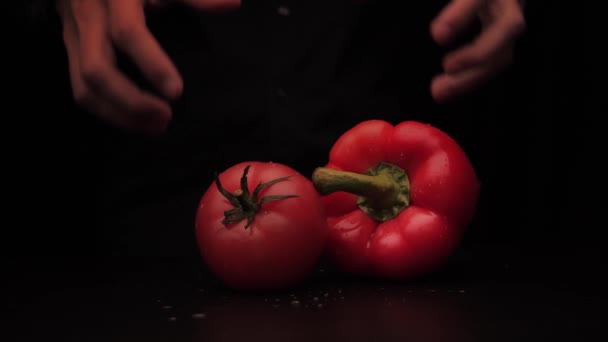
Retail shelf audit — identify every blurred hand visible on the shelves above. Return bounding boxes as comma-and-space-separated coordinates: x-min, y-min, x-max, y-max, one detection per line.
57, 0, 241, 135
430, 0, 526, 102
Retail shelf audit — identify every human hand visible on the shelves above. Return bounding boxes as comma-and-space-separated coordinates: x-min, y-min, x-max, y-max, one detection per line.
57, 0, 240, 135
430, 0, 526, 102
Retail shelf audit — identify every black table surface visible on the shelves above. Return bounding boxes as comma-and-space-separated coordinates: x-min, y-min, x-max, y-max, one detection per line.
5, 243, 603, 342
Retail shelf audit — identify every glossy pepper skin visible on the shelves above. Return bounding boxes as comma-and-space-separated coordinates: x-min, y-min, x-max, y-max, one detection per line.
312, 120, 480, 279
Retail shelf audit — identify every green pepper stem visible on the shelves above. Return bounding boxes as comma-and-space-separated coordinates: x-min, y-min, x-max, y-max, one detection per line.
312, 168, 395, 207
312, 162, 410, 222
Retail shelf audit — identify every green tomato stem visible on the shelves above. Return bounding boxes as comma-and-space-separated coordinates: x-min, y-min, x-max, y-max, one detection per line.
215, 165, 299, 229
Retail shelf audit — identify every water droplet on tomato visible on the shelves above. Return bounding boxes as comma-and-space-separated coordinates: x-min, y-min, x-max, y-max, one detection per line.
192, 313, 206, 319
290, 300, 301, 308
168, 316, 177, 322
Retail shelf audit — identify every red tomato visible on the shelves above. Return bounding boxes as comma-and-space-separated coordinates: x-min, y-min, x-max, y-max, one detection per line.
195, 161, 327, 290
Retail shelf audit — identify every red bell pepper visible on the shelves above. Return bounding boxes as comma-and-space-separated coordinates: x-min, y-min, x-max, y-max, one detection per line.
312, 120, 480, 279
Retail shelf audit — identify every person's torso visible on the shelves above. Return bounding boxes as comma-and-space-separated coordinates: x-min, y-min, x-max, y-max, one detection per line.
86, 0, 451, 257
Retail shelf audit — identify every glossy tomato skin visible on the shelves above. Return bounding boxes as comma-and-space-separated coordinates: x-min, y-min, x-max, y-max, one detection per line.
195, 161, 327, 290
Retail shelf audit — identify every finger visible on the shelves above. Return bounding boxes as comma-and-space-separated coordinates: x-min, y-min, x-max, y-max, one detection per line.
431, 0, 484, 46
77, 90, 169, 135
72, 0, 172, 130
94, 97, 171, 135
443, 2, 526, 73
108, 0, 183, 99
431, 49, 512, 102
62, 10, 165, 135
60, 4, 89, 105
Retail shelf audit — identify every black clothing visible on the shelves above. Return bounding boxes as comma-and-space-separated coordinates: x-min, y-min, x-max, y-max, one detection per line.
9, 1, 542, 260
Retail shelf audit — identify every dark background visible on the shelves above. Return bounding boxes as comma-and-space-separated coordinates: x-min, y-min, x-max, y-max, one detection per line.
4, 0, 597, 287
3, 1, 601, 341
